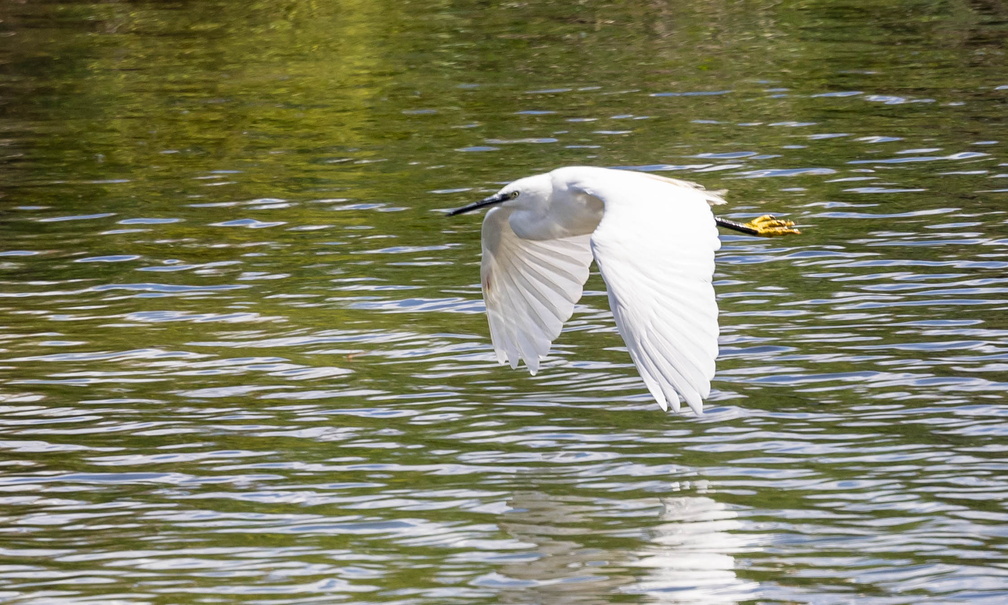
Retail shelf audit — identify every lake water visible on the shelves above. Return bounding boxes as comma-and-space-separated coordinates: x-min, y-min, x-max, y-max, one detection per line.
1, 1, 1007, 603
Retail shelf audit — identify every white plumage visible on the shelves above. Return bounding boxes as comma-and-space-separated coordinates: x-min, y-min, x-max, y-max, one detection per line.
450, 166, 725, 414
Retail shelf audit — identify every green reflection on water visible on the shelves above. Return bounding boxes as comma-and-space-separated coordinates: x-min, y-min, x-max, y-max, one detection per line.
1, 0, 1006, 602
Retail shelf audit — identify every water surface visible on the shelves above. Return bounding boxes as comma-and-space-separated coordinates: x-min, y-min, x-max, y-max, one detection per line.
1, 0, 1007, 603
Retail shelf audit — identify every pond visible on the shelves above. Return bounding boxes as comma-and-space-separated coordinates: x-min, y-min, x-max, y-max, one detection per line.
1, 0, 1007, 602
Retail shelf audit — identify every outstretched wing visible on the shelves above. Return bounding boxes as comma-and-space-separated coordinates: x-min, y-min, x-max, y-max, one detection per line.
586, 174, 721, 413
480, 206, 594, 374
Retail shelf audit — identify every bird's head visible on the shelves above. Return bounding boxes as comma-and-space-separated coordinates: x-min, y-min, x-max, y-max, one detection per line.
447, 173, 552, 216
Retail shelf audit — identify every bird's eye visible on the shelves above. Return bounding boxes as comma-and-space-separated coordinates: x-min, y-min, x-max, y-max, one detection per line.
508, 191, 520, 200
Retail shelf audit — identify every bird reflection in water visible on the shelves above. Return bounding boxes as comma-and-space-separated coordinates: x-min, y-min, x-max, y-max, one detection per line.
629, 494, 758, 604
493, 489, 757, 604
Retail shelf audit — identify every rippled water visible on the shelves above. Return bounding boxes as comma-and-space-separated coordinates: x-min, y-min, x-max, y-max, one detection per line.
2, 0, 1007, 603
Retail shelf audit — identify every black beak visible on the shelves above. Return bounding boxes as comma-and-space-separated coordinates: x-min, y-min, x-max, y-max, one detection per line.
447, 192, 510, 217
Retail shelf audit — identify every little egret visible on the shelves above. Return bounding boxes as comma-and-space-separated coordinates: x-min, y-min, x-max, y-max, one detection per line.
448, 166, 799, 414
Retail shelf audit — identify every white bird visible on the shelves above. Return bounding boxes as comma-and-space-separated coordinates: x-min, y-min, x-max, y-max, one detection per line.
448, 166, 798, 414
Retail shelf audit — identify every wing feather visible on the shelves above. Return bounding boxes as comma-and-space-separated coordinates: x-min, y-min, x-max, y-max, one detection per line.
585, 172, 721, 413
480, 206, 594, 374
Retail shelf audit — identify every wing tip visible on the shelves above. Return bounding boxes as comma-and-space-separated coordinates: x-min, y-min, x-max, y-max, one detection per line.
646, 381, 708, 415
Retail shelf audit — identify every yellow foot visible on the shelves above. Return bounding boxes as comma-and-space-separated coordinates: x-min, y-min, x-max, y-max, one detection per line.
742, 214, 801, 237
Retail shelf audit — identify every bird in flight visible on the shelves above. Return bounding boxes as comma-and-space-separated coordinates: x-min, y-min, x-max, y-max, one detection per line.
448, 166, 799, 414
